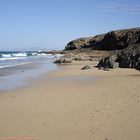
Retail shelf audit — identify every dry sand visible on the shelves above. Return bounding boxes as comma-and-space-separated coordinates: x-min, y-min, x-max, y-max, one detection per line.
0, 62, 140, 140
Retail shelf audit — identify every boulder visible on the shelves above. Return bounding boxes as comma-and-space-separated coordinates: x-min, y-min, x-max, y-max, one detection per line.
116, 52, 140, 68
54, 58, 72, 64
112, 62, 119, 69
97, 58, 104, 68
98, 51, 140, 71
81, 65, 92, 70
136, 62, 140, 71
99, 67, 104, 70
97, 55, 119, 69
104, 68, 110, 71
135, 54, 140, 71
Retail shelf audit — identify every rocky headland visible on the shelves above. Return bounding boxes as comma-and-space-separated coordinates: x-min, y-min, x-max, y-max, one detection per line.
65, 27, 140, 51
54, 27, 140, 71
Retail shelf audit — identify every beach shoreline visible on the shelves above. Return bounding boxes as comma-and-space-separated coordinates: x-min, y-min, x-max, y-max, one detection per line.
0, 61, 140, 140
0, 58, 58, 91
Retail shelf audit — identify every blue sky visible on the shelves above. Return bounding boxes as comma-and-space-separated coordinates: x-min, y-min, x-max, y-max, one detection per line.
0, 0, 140, 51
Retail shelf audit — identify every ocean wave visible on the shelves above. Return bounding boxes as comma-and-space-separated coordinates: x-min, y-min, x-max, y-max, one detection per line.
0, 52, 52, 58
0, 52, 62, 64
1, 54, 12, 58
0, 62, 33, 69
0, 57, 26, 61
11, 53, 27, 57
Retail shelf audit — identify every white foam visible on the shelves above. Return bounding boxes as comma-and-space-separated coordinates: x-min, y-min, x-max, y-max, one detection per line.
0, 62, 32, 69
37, 53, 48, 56
0, 57, 26, 61
11, 53, 27, 57
2, 54, 12, 58
31, 53, 38, 56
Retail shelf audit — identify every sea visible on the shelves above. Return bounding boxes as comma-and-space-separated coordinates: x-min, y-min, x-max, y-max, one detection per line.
0, 51, 62, 91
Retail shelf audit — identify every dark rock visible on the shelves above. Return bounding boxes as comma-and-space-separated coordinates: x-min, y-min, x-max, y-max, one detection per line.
136, 61, 140, 71
97, 51, 140, 71
65, 27, 140, 51
81, 65, 92, 70
104, 68, 110, 71
97, 58, 104, 68
40, 50, 66, 55
74, 57, 85, 61
103, 57, 112, 68
97, 55, 119, 69
64, 27, 140, 72
54, 59, 61, 63
116, 52, 140, 69
98, 67, 104, 70
65, 37, 93, 50
134, 54, 140, 71
54, 58, 72, 64
89, 58, 94, 61
96, 29, 140, 50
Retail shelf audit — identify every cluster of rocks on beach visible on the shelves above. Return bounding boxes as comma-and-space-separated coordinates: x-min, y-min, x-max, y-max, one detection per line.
53, 27, 140, 71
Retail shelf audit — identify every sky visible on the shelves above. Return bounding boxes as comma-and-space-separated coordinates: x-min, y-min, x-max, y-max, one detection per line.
0, 0, 140, 51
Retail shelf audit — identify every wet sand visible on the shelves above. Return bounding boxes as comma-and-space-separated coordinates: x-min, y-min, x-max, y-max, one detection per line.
0, 62, 140, 140
0, 61, 57, 91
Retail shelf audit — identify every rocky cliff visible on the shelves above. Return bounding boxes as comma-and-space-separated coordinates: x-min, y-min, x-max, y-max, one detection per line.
65, 27, 140, 51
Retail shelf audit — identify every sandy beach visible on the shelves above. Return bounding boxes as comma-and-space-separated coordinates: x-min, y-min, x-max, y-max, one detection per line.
0, 62, 140, 140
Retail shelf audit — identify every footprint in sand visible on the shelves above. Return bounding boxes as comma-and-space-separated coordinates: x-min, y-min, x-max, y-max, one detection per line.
120, 125, 124, 128
89, 115, 94, 121
95, 110, 98, 113
29, 131, 33, 134
90, 119, 92, 121
43, 122, 47, 125
89, 130, 95, 135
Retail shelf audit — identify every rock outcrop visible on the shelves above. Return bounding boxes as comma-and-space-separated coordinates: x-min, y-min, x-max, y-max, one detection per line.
65, 37, 93, 50
54, 58, 72, 64
64, 27, 140, 71
65, 27, 140, 51
117, 52, 140, 69
97, 55, 119, 69
97, 52, 140, 70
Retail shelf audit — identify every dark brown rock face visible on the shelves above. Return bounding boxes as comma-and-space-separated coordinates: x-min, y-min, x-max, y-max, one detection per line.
65, 27, 140, 51
97, 55, 119, 69
116, 52, 140, 69
95, 28, 140, 50
65, 37, 93, 50
97, 52, 140, 70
